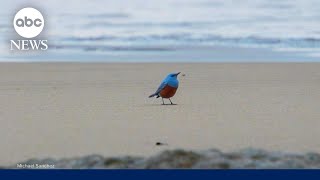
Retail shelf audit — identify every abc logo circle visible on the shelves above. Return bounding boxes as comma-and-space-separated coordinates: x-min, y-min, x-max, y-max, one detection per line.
13, 7, 44, 38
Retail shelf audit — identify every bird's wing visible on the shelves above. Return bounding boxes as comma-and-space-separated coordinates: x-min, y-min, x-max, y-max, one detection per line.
154, 81, 167, 95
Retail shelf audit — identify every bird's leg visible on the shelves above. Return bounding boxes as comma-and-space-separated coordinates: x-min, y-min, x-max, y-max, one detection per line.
162, 98, 165, 105
169, 98, 173, 105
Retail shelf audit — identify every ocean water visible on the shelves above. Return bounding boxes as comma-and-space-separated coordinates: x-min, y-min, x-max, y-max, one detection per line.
1, 0, 320, 62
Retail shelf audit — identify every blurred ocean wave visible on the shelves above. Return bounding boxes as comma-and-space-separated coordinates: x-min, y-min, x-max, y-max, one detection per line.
1, 0, 320, 61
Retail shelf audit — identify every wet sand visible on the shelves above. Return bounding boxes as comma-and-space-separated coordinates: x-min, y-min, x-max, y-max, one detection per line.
0, 63, 320, 165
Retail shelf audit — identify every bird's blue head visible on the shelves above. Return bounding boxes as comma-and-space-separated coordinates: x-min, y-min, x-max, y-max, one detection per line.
164, 72, 180, 87
166, 72, 180, 79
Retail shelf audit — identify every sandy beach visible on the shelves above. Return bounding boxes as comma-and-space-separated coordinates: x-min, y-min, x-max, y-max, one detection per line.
0, 63, 320, 166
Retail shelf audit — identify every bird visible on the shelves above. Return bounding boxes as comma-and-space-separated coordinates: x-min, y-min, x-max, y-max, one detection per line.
149, 72, 180, 105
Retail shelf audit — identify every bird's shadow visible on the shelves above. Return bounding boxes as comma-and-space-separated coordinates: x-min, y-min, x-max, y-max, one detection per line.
142, 103, 179, 107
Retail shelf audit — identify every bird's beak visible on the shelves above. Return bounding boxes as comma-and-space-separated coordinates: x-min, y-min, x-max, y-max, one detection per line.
175, 72, 181, 76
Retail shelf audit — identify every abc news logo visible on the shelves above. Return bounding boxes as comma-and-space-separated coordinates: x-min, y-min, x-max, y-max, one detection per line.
16, 16, 43, 28
10, 7, 48, 51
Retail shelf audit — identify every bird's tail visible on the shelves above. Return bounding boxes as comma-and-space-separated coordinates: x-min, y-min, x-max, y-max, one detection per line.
149, 93, 160, 98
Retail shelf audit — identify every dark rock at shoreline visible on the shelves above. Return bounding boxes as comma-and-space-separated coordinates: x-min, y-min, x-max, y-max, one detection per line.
8, 148, 320, 169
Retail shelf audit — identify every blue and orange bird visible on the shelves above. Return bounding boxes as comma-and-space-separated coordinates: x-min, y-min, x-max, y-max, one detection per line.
149, 72, 180, 105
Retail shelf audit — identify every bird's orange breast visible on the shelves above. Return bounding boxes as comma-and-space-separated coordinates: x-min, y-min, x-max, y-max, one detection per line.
160, 85, 178, 98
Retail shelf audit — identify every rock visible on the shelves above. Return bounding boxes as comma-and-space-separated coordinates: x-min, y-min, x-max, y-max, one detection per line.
104, 156, 142, 168
8, 148, 320, 169
143, 149, 201, 169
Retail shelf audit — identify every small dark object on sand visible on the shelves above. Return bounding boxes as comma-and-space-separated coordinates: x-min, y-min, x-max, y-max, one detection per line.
156, 142, 167, 146
182, 74, 186, 77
